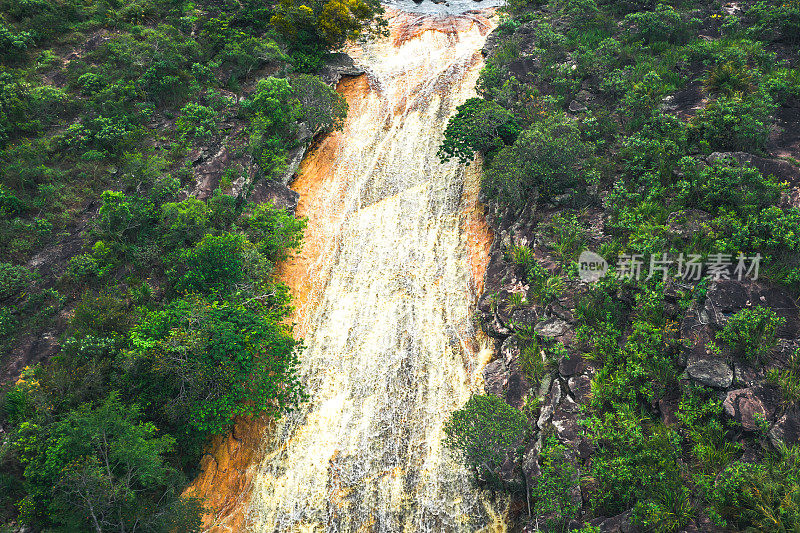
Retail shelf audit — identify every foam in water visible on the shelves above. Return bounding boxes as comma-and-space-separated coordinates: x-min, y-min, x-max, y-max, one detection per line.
247, 10, 503, 532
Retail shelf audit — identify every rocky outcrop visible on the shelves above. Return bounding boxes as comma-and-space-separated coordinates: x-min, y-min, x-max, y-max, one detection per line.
318, 53, 366, 86
723, 386, 779, 432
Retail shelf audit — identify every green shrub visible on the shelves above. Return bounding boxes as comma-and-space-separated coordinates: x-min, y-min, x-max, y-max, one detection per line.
0, 262, 35, 300
14, 393, 203, 531
443, 394, 529, 489
244, 202, 306, 263
292, 74, 348, 134
438, 97, 518, 164
674, 158, 785, 219
175, 102, 218, 139
482, 116, 586, 205
124, 296, 304, 452
160, 197, 210, 248
690, 92, 776, 153
170, 232, 247, 294
747, 0, 800, 45
710, 445, 800, 531
716, 305, 785, 362
624, 4, 693, 45
529, 434, 580, 530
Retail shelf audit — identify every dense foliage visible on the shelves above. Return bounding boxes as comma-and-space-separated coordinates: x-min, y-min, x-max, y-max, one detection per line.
0, 0, 383, 528
443, 0, 800, 530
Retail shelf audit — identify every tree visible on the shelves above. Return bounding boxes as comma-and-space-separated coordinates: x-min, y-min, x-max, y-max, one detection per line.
443, 394, 529, 489
244, 202, 306, 263
291, 74, 348, 134
170, 232, 249, 294
14, 393, 202, 532
123, 296, 304, 457
482, 116, 586, 205
438, 97, 518, 164
270, 0, 385, 50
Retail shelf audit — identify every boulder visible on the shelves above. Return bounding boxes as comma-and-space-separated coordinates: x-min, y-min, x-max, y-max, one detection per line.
534, 316, 570, 338
501, 336, 532, 409
567, 374, 592, 403
318, 53, 365, 86
558, 350, 584, 377
537, 380, 562, 429
723, 387, 778, 431
590, 510, 635, 533
770, 405, 800, 446
482, 358, 508, 397
249, 179, 300, 214
687, 357, 733, 388
568, 100, 588, 113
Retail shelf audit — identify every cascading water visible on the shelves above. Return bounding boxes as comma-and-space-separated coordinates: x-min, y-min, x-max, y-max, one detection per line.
231, 8, 502, 532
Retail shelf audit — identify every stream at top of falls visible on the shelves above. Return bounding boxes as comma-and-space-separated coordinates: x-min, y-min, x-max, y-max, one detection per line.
247, 8, 503, 532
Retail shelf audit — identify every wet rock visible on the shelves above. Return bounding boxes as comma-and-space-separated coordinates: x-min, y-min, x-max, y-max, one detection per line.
537, 380, 562, 429
502, 336, 532, 409
723, 386, 778, 431
534, 316, 570, 338
280, 144, 308, 185
770, 405, 800, 446
687, 357, 733, 388
704, 281, 799, 338
568, 100, 588, 113
508, 57, 541, 80
509, 306, 539, 330
551, 393, 581, 446
590, 510, 635, 533
249, 179, 300, 214
567, 374, 592, 403
318, 53, 365, 86
659, 395, 681, 426
522, 444, 541, 482
483, 358, 508, 397
558, 350, 584, 377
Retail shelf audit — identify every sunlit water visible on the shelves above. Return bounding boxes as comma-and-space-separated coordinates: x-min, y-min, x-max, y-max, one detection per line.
246, 10, 502, 532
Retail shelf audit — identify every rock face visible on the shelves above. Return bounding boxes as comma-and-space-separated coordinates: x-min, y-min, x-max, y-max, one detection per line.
770, 405, 800, 446
687, 357, 734, 388
317, 53, 366, 86
723, 387, 778, 431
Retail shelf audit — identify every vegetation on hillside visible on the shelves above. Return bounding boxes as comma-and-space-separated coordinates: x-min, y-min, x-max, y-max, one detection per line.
443, 0, 800, 530
0, 0, 383, 529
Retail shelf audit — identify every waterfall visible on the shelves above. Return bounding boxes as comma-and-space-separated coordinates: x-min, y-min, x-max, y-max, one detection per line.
247, 9, 502, 531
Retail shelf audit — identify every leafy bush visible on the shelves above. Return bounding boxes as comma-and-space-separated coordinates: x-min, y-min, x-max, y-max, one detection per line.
482, 116, 586, 205
0, 262, 35, 300
528, 434, 580, 530
624, 4, 693, 45
244, 202, 306, 263
175, 102, 218, 139
716, 305, 785, 362
443, 394, 529, 489
14, 393, 203, 531
690, 92, 776, 153
160, 197, 210, 248
124, 296, 304, 452
674, 158, 785, 219
438, 97, 518, 164
170, 233, 247, 294
710, 445, 800, 531
747, 0, 800, 45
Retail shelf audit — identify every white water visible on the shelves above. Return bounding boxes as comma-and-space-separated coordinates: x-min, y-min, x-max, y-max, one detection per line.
247, 11, 501, 532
